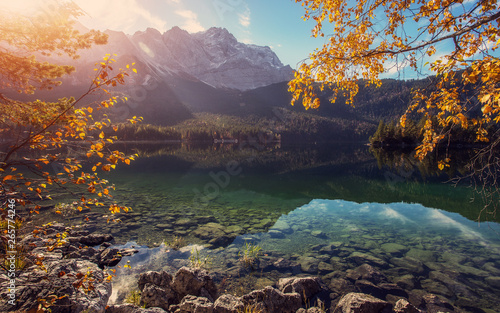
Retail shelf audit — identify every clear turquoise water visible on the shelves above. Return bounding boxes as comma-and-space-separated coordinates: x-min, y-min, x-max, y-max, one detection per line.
43, 143, 500, 311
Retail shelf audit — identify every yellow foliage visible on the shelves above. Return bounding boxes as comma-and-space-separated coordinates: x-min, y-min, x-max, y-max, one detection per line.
290, 0, 500, 159
0, 1, 139, 214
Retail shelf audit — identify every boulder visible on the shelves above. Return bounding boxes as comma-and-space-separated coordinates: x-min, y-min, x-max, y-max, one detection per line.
333, 292, 392, 313
176, 295, 214, 313
105, 304, 168, 312
393, 299, 422, 313
241, 286, 302, 313
172, 267, 218, 302
213, 294, 244, 313
0, 259, 111, 313
138, 271, 174, 290
138, 271, 177, 310
278, 277, 322, 301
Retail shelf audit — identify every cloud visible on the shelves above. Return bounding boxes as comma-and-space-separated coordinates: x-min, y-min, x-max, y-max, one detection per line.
175, 10, 205, 33
74, 0, 167, 33
238, 8, 251, 28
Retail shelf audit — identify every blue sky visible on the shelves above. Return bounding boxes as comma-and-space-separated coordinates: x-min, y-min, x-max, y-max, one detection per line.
6, 0, 494, 79
69, 0, 324, 68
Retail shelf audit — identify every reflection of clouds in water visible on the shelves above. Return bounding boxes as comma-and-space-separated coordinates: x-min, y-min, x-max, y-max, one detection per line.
429, 210, 486, 243
359, 205, 371, 214
380, 206, 412, 223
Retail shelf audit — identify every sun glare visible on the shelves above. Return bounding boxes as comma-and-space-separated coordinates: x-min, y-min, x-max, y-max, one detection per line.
2, 0, 57, 16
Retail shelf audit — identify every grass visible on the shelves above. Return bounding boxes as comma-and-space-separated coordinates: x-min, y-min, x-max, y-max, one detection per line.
189, 247, 213, 270
124, 289, 141, 306
238, 242, 262, 268
164, 236, 185, 251
237, 304, 263, 313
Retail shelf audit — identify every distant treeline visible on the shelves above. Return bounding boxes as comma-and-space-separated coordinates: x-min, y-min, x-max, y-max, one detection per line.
109, 111, 378, 143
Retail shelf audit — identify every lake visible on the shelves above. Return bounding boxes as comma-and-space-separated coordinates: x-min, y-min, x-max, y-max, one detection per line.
41, 142, 500, 312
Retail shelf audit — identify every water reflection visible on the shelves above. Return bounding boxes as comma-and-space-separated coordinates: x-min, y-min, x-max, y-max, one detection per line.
111, 199, 500, 312
36, 143, 498, 249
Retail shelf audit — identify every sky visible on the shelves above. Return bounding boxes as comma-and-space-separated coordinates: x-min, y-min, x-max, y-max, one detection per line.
68, 0, 324, 69
4, 0, 495, 79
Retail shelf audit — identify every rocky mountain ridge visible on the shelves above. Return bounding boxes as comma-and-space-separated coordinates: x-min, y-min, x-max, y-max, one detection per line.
68, 26, 293, 91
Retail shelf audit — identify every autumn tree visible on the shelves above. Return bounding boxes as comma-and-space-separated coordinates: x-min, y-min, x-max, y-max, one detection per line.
0, 1, 139, 215
289, 0, 500, 218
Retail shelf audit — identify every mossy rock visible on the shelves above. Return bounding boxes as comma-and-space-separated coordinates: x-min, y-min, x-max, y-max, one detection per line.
381, 243, 408, 255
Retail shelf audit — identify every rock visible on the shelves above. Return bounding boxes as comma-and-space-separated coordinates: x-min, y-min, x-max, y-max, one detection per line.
138, 271, 174, 291
141, 283, 178, 310
346, 264, 388, 285
172, 267, 218, 302
333, 292, 392, 313
176, 295, 214, 313
390, 257, 427, 275
393, 299, 421, 313
329, 278, 357, 295
380, 243, 408, 255
105, 304, 168, 312
269, 230, 286, 238
213, 294, 244, 313
318, 261, 334, 274
428, 271, 476, 298
273, 258, 301, 274
121, 248, 139, 256
485, 276, 500, 289
307, 308, 327, 313
348, 252, 387, 268
78, 233, 114, 246
241, 286, 302, 313
156, 224, 172, 229
421, 294, 456, 313
354, 280, 408, 300
278, 277, 322, 301
0, 259, 111, 313
394, 274, 416, 290
175, 218, 197, 227
311, 230, 327, 238
99, 248, 122, 268
272, 220, 293, 234
406, 249, 437, 263
297, 256, 320, 274
66, 246, 100, 263
138, 271, 177, 310
419, 279, 453, 298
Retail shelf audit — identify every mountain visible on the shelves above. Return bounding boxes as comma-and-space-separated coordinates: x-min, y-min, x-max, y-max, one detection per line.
2, 25, 422, 138
62, 26, 293, 92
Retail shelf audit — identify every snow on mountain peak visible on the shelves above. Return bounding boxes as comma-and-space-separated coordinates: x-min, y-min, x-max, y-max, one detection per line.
74, 26, 294, 91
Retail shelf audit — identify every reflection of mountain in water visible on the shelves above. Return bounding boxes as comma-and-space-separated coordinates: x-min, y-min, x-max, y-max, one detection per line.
36, 142, 496, 248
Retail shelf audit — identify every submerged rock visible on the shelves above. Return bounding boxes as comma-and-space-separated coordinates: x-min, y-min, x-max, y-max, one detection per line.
333, 292, 392, 313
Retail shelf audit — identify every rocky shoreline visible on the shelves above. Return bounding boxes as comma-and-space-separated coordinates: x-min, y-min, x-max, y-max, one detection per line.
0, 224, 472, 313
